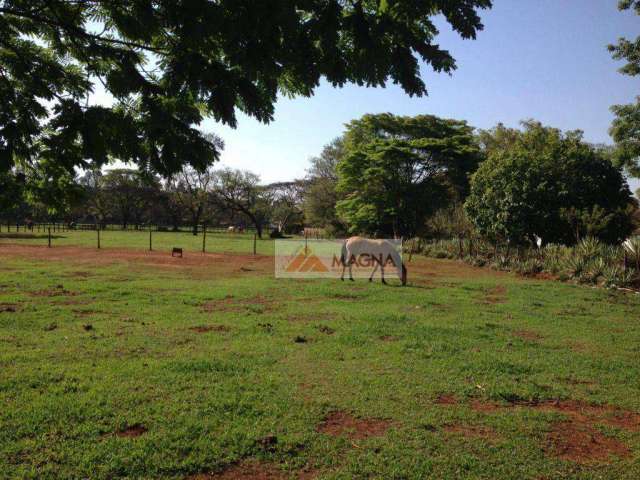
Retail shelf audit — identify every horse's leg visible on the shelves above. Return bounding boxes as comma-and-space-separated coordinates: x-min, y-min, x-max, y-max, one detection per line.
380, 263, 387, 285
369, 261, 379, 282
348, 255, 354, 281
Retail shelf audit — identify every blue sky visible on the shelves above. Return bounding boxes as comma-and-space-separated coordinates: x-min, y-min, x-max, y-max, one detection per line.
200, 0, 639, 191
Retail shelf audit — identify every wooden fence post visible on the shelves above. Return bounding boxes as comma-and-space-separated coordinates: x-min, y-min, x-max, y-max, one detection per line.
149, 228, 152, 251
48, 227, 51, 248
202, 224, 207, 253
253, 233, 257, 255
97, 228, 101, 249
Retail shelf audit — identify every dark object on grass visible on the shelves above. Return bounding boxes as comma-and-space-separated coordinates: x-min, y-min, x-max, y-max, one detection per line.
172, 247, 183, 258
44, 323, 57, 331
294, 335, 308, 343
269, 229, 285, 239
258, 435, 278, 451
83, 324, 93, 331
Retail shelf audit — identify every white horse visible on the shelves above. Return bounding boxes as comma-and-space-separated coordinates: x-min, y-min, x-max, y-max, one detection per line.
340, 236, 407, 286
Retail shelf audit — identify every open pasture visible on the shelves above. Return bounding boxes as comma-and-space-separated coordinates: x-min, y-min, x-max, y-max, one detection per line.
1, 244, 640, 479
0, 229, 275, 256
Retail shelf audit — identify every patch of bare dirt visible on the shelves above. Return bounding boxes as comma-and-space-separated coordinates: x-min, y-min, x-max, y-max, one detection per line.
435, 394, 459, 405
407, 258, 512, 280
189, 325, 231, 333
470, 399, 502, 413
0, 245, 273, 279
201, 295, 276, 314
480, 285, 507, 304
472, 398, 640, 432
316, 411, 392, 440
512, 329, 544, 342
187, 460, 317, 480
115, 424, 147, 438
568, 341, 598, 354
545, 421, 630, 464
379, 335, 399, 342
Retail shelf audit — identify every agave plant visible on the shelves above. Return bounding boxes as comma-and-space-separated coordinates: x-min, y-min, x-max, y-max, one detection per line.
576, 237, 603, 261
602, 265, 624, 289
587, 257, 607, 281
623, 236, 640, 271
564, 255, 586, 279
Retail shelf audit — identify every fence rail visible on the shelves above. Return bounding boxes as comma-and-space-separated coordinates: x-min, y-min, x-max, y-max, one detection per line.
0, 223, 279, 256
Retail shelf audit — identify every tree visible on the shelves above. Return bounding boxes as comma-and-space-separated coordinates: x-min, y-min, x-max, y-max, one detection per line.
267, 181, 305, 234
336, 113, 481, 238
303, 138, 345, 234
0, 170, 25, 220
100, 169, 158, 229
78, 169, 110, 226
609, 1, 640, 176
0, 0, 492, 181
213, 169, 272, 238
167, 167, 216, 235
465, 122, 635, 245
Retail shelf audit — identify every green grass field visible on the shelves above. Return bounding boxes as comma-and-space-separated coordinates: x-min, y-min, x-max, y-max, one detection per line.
0, 229, 274, 256
1, 241, 639, 479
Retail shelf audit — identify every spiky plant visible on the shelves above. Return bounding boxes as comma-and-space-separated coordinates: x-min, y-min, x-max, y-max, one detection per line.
576, 237, 603, 261
623, 236, 640, 271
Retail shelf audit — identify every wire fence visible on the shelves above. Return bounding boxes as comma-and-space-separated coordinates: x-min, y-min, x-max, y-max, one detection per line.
0, 223, 275, 256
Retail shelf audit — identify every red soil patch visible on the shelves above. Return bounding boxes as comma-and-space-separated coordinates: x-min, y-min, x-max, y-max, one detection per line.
379, 335, 399, 342
435, 394, 459, 405
471, 398, 640, 431
545, 421, 630, 464
188, 461, 316, 480
481, 285, 507, 304
201, 295, 275, 314
316, 411, 392, 440
115, 424, 147, 438
0, 245, 272, 279
512, 329, 544, 342
471, 398, 639, 463
189, 325, 231, 333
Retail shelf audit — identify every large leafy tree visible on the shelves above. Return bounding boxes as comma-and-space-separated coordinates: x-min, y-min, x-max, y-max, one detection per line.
336, 113, 481, 238
0, 0, 491, 180
98, 168, 159, 229
465, 122, 635, 245
609, 0, 640, 176
167, 167, 216, 235
212, 169, 272, 238
303, 138, 345, 234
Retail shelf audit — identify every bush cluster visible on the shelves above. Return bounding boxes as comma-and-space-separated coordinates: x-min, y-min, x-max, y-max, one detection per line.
415, 236, 640, 289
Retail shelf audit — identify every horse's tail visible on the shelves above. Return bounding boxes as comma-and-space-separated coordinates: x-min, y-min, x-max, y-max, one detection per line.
340, 241, 348, 267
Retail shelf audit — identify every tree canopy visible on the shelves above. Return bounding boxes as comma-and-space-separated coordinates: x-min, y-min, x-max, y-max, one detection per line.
465, 122, 635, 245
336, 113, 481, 238
609, 0, 640, 176
0, 0, 492, 179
